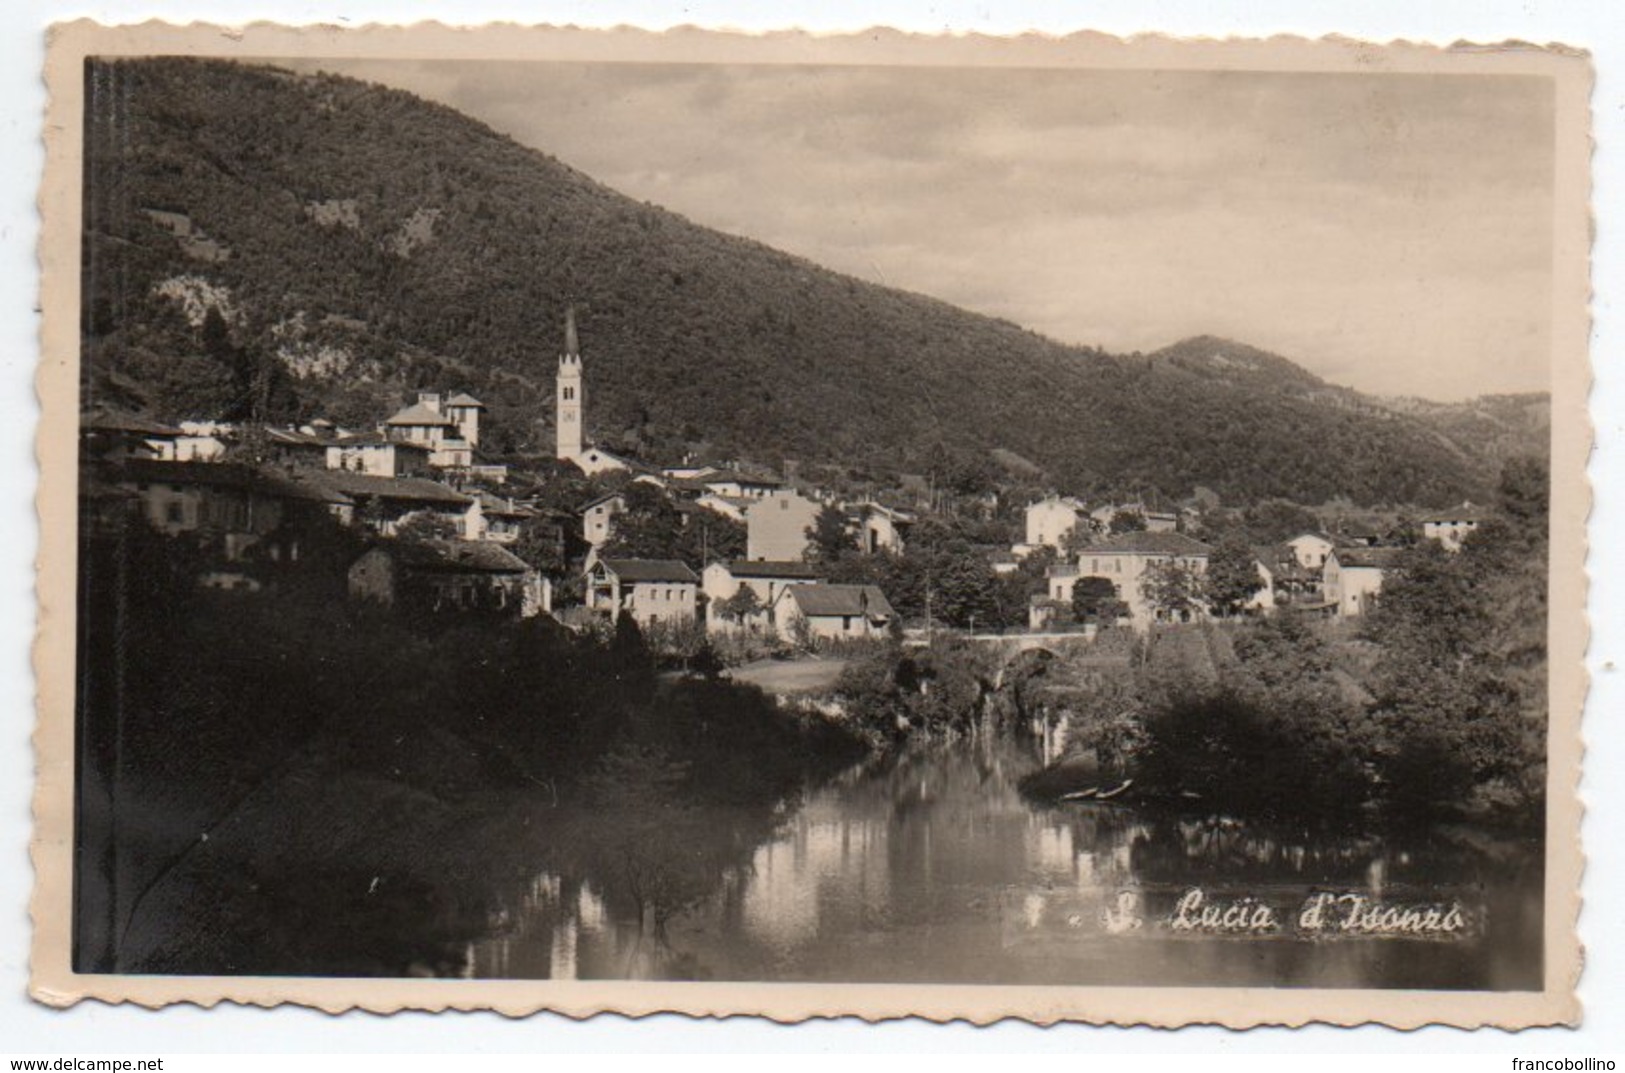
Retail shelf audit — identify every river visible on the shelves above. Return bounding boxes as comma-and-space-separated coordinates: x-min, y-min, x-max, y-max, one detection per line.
468, 732, 1544, 990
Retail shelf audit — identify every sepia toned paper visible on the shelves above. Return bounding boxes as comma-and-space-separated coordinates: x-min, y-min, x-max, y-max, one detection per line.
32, 20, 1591, 1026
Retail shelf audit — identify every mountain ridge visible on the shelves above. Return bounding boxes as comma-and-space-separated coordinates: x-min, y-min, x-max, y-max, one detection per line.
80, 57, 1542, 507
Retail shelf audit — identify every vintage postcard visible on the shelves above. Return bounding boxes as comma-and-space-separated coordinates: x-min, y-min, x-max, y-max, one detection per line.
32, 22, 1590, 1026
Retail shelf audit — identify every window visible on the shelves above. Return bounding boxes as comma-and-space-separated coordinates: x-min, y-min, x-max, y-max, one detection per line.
780, 499, 789, 511
166, 501, 184, 525
842, 616, 853, 631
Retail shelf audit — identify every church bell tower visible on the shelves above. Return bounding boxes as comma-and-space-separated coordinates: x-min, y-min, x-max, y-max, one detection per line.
556, 308, 584, 462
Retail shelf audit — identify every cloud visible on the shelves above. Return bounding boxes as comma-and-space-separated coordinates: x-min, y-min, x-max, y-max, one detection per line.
290, 58, 1555, 401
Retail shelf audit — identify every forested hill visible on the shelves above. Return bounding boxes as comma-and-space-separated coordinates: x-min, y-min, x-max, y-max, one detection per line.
81, 57, 1531, 507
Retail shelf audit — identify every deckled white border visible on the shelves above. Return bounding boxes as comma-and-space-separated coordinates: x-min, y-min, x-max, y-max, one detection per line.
6, 1, 1620, 1052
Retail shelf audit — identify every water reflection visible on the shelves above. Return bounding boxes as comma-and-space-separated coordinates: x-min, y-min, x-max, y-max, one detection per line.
471, 733, 1542, 989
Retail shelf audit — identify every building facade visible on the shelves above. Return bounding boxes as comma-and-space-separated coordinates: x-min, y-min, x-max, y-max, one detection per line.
771, 583, 895, 642
745, 490, 822, 562
585, 558, 701, 628
1324, 547, 1403, 617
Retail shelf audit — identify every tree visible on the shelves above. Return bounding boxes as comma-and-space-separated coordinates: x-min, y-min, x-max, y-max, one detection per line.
393, 511, 461, 543
1239, 499, 1324, 545
716, 583, 764, 627
1072, 575, 1126, 625
510, 518, 568, 576
1141, 560, 1207, 622
1205, 533, 1262, 617
923, 542, 1002, 629
1108, 508, 1147, 535
1060, 518, 1102, 556
672, 507, 745, 567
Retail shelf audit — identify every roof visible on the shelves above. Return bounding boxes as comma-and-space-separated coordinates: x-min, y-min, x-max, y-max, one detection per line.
82, 409, 182, 437
443, 392, 485, 408
428, 540, 531, 573
1029, 496, 1085, 512
368, 539, 530, 574
705, 469, 783, 488
264, 427, 331, 447
1332, 547, 1406, 570
1285, 530, 1336, 545
384, 402, 456, 427
1252, 545, 1311, 579
329, 432, 392, 447
111, 459, 352, 505
580, 492, 626, 513
696, 492, 753, 509
725, 560, 824, 580
302, 471, 470, 506
854, 501, 916, 523
1083, 531, 1213, 556
787, 584, 895, 620
988, 549, 1018, 564
477, 492, 534, 517
1337, 517, 1389, 539
1421, 505, 1485, 524
598, 558, 700, 584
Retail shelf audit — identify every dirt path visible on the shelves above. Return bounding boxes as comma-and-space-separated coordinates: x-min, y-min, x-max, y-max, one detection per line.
728, 657, 849, 695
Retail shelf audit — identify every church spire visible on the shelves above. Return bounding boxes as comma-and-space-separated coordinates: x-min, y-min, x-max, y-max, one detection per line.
556, 308, 584, 462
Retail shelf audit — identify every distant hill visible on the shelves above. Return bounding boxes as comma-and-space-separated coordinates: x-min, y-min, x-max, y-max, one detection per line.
80, 58, 1540, 507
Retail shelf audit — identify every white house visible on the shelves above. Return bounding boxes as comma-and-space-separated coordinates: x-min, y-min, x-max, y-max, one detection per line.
745, 490, 822, 562
325, 433, 433, 478
771, 583, 895, 642
580, 492, 626, 549
1323, 547, 1404, 617
171, 420, 230, 462
585, 558, 700, 628
702, 468, 784, 500
694, 492, 752, 522
1420, 505, 1483, 552
1073, 531, 1215, 627
383, 392, 476, 469
852, 501, 913, 555
1283, 531, 1338, 571
1021, 495, 1085, 554
701, 559, 824, 632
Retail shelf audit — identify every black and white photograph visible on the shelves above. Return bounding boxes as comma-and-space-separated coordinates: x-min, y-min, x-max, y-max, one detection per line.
33, 22, 1590, 1026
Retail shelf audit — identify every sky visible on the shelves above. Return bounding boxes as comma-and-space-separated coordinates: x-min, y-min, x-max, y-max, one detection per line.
300, 58, 1556, 401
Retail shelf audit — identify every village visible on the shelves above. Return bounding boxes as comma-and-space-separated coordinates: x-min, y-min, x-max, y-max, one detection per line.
79, 308, 1490, 660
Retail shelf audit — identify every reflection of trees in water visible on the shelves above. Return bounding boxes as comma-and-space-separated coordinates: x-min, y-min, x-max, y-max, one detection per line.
472, 744, 808, 979
470, 734, 1543, 987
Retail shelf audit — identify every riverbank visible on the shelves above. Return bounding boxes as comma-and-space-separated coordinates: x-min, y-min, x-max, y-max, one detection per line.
75, 529, 870, 973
